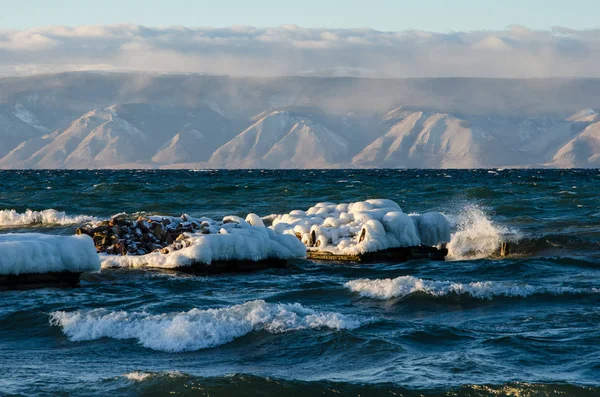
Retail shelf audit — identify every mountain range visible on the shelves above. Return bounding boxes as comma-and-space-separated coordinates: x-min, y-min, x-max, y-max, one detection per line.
1, 72, 600, 169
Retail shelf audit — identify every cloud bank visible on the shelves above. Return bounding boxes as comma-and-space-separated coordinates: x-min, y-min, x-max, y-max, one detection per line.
0, 25, 599, 78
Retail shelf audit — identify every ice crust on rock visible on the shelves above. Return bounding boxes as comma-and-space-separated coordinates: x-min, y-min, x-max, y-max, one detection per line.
100, 213, 306, 269
269, 199, 450, 255
0, 233, 100, 275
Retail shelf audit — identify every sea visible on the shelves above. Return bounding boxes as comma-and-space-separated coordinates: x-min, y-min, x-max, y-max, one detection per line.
0, 169, 598, 396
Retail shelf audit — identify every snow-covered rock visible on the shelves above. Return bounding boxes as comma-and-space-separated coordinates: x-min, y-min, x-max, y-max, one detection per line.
0, 233, 100, 275
100, 214, 306, 269
269, 199, 450, 255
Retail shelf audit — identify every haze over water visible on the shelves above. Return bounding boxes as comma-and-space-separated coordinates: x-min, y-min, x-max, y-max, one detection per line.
0, 169, 599, 396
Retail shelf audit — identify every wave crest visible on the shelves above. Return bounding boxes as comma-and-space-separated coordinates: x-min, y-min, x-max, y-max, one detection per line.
345, 275, 588, 301
0, 209, 96, 227
50, 300, 361, 352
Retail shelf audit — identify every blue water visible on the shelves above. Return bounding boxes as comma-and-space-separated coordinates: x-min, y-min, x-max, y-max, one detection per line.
0, 169, 599, 396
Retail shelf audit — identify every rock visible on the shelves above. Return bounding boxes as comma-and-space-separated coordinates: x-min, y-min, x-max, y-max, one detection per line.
111, 226, 122, 237
138, 219, 151, 233
114, 241, 127, 256
92, 225, 109, 232
152, 224, 167, 241
109, 214, 127, 227
79, 213, 231, 257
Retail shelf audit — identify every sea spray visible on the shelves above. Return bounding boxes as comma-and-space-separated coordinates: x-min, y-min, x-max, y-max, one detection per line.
446, 204, 521, 260
50, 300, 361, 352
0, 209, 96, 227
345, 275, 588, 301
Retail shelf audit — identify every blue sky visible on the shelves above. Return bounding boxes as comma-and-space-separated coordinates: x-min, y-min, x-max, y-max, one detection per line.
1, 0, 599, 31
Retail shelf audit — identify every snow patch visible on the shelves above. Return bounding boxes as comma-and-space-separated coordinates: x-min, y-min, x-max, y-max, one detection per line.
12, 103, 50, 133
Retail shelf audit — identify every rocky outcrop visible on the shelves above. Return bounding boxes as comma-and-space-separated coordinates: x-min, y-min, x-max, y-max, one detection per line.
76, 214, 208, 256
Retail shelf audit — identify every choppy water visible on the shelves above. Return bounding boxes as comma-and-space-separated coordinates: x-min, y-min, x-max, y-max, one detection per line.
0, 169, 599, 396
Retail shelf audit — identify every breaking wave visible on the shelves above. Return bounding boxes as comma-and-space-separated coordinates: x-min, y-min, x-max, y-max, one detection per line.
50, 300, 361, 352
122, 371, 184, 382
0, 209, 96, 227
447, 204, 521, 260
345, 275, 591, 301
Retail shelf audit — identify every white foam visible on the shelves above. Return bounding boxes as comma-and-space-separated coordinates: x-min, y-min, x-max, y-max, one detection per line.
122, 371, 183, 382
0, 209, 96, 227
100, 216, 305, 269
0, 233, 100, 275
345, 275, 586, 300
446, 205, 521, 260
269, 199, 450, 255
50, 300, 361, 352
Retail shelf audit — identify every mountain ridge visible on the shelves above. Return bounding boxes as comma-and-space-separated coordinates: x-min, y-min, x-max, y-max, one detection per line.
1, 72, 600, 169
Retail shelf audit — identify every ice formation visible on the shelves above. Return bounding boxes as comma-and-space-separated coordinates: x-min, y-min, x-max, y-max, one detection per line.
0, 233, 100, 275
50, 300, 361, 352
268, 199, 450, 255
100, 213, 306, 269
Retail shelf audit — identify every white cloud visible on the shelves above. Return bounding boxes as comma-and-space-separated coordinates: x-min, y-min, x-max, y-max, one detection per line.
0, 25, 599, 77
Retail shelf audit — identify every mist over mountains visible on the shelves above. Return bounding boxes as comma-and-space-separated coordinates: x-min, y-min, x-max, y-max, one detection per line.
1, 72, 600, 169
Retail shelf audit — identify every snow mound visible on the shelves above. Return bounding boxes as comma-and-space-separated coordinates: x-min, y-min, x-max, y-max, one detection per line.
100, 214, 306, 269
345, 275, 586, 300
0, 209, 96, 227
0, 233, 100, 275
50, 300, 361, 352
269, 199, 450, 255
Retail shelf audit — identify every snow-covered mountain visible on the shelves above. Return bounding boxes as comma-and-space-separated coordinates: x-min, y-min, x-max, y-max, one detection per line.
1, 72, 600, 169
209, 110, 349, 168
550, 115, 600, 167
0, 103, 236, 169
352, 109, 489, 168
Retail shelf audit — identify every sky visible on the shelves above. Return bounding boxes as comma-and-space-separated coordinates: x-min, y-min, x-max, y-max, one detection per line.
2, 0, 599, 31
0, 0, 599, 78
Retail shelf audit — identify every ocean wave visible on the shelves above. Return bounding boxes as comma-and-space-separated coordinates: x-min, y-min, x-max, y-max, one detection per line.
107, 373, 600, 397
0, 209, 96, 227
345, 275, 591, 301
122, 371, 184, 382
447, 204, 521, 260
50, 300, 361, 352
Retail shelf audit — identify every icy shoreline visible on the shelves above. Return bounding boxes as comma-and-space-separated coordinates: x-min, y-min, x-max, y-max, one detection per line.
269, 199, 451, 256
0, 198, 454, 277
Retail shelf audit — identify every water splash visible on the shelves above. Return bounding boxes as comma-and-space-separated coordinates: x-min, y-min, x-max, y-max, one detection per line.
447, 204, 521, 260
0, 209, 96, 227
